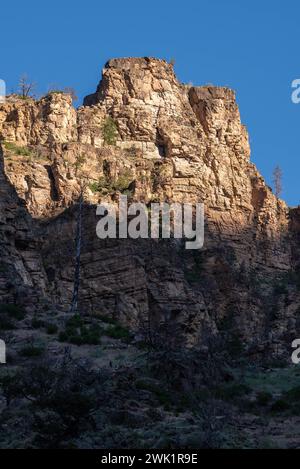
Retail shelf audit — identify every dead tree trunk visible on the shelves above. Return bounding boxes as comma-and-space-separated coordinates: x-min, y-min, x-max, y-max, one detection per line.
70, 192, 83, 314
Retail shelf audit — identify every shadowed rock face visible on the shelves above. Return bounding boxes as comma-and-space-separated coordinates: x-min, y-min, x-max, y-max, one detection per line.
0, 57, 299, 351
0, 148, 47, 308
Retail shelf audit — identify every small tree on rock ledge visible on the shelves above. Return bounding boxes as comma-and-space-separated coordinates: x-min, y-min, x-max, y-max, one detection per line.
18, 74, 36, 99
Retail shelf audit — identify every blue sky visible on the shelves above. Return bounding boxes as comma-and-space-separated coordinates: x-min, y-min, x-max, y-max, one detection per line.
1, 0, 299, 205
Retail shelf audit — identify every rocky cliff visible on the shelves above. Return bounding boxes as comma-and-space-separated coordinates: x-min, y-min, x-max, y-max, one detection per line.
0, 57, 299, 353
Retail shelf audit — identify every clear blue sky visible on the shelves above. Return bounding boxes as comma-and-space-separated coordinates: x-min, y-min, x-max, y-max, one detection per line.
1, 0, 299, 205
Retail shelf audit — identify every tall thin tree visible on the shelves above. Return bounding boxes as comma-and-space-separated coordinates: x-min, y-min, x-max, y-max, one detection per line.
70, 190, 83, 314
70, 155, 87, 314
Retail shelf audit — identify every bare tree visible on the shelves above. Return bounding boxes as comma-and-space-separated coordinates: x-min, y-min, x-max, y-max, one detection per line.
272, 165, 283, 198
18, 74, 36, 98
70, 156, 88, 314
64, 87, 78, 102
70, 190, 83, 314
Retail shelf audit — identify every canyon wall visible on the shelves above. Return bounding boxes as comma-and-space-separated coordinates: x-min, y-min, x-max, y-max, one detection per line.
0, 57, 299, 351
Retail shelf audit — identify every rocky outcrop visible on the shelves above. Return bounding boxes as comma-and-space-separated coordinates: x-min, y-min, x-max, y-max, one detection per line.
0, 93, 76, 146
0, 57, 298, 351
0, 147, 48, 310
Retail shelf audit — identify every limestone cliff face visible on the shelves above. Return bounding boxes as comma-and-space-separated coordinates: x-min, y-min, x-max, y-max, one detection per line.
0, 57, 298, 351
0, 148, 47, 310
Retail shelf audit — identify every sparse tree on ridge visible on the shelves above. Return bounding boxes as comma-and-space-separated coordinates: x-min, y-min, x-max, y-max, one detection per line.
18, 74, 36, 98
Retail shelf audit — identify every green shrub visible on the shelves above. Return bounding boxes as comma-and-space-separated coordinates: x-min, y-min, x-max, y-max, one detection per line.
0, 262, 8, 273
273, 283, 288, 295
74, 154, 86, 171
97, 314, 117, 324
89, 176, 110, 194
58, 315, 101, 346
0, 303, 25, 329
89, 181, 100, 193
89, 171, 133, 195
256, 391, 273, 406
31, 317, 45, 329
113, 171, 132, 192
19, 345, 45, 358
102, 116, 118, 145
214, 383, 251, 401
283, 386, 300, 401
0, 303, 25, 320
227, 334, 244, 358
135, 379, 171, 407
0, 316, 15, 330
3, 141, 32, 157
0, 372, 23, 405
58, 331, 68, 342
46, 324, 58, 335
105, 324, 131, 341
66, 314, 83, 329
271, 399, 290, 413
80, 326, 101, 345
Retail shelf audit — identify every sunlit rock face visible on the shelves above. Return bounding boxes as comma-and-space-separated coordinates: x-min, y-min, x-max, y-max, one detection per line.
0, 57, 298, 351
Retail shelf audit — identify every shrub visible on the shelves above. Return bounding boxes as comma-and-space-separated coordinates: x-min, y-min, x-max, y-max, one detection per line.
3, 141, 32, 157
19, 345, 45, 358
214, 383, 251, 401
184, 252, 204, 284
0, 372, 23, 405
227, 334, 244, 358
89, 171, 133, 195
48, 90, 64, 95
5, 357, 99, 448
135, 379, 171, 407
58, 331, 68, 342
283, 386, 300, 401
105, 324, 131, 342
113, 170, 132, 192
0, 316, 15, 330
31, 317, 45, 329
122, 189, 134, 198
102, 116, 118, 145
89, 176, 110, 194
0, 303, 25, 320
80, 326, 102, 345
66, 314, 83, 329
58, 315, 101, 346
0, 303, 25, 329
97, 314, 117, 324
46, 324, 58, 335
273, 283, 288, 296
151, 164, 169, 191
89, 181, 100, 193
74, 154, 86, 171
0, 262, 8, 273
256, 391, 273, 406
125, 146, 139, 158
271, 399, 290, 413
